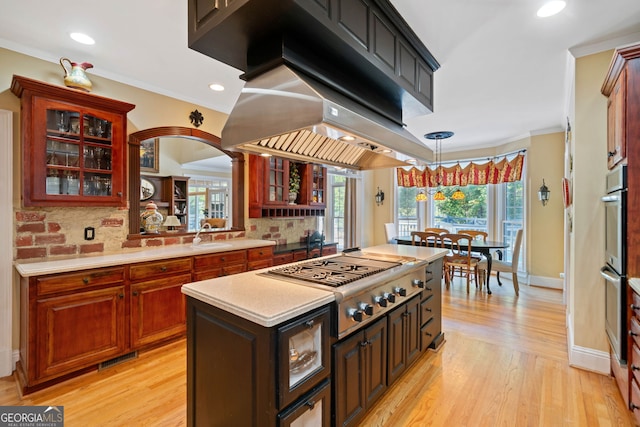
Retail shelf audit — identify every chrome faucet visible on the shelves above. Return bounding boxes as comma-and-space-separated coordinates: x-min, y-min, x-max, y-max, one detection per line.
192, 222, 212, 246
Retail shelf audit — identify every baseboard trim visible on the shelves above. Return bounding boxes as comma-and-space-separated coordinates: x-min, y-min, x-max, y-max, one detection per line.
528, 275, 563, 290
566, 311, 610, 374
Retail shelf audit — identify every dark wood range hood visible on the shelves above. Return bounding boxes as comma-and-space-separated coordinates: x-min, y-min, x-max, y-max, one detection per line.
187, 0, 441, 169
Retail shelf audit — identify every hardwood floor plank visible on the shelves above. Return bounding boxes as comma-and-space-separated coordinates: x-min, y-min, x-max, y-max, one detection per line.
0, 280, 635, 426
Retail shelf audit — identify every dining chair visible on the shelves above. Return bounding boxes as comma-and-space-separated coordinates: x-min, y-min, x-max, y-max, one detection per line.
384, 223, 397, 243
458, 229, 488, 260
440, 233, 481, 293
477, 229, 523, 296
410, 231, 442, 247
424, 227, 449, 234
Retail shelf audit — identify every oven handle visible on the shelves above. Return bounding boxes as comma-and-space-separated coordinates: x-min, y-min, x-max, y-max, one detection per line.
600, 266, 621, 283
601, 194, 620, 203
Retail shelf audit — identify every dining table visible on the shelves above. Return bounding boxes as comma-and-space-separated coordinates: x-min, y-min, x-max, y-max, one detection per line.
394, 235, 509, 294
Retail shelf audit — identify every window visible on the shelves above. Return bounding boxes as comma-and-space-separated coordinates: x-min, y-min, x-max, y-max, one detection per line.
326, 174, 345, 249
502, 180, 524, 269
432, 185, 488, 233
188, 177, 230, 230
397, 186, 420, 235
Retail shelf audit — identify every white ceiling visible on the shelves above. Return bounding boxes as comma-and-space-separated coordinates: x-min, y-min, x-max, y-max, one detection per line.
2, 0, 640, 155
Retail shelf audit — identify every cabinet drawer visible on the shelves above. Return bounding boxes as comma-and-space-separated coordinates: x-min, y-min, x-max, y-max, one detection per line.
323, 246, 337, 256
633, 344, 640, 385
632, 317, 640, 348
420, 317, 438, 352
632, 379, 640, 423
248, 246, 274, 261
420, 295, 435, 326
248, 259, 273, 271
293, 250, 308, 261
632, 292, 640, 319
36, 267, 125, 296
129, 257, 192, 281
194, 250, 247, 269
274, 253, 294, 266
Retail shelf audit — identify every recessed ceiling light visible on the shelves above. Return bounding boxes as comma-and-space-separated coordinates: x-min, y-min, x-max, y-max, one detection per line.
260, 153, 272, 157
406, 158, 417, 164
537, 0, 566, 17
70, 32, 95, 45
209, 83, 225, 91
340, 135, 356, 141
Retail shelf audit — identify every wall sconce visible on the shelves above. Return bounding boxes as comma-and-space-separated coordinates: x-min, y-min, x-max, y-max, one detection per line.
375, 187, 385, 206
538, 179, 550, 206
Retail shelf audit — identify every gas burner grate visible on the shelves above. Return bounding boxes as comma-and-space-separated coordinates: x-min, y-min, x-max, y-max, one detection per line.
268, 255, 401, 286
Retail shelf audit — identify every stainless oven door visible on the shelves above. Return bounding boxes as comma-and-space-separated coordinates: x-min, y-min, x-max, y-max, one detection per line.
601, 266, 627, 364
602, 192, 625, 275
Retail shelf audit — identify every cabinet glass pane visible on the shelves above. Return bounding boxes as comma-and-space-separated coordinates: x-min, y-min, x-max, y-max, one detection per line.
84, 114, 112, 141
289, 322, 322, 388
83, 173, 112, 196
84, 146, 112, 170
47, 140, 80, 167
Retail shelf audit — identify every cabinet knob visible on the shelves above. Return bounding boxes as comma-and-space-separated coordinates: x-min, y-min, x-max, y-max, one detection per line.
133, 291, 139, 297
160, 266, 167, 272
632, 304, 640, 311
632, 403, 640, 411
608, 150, 617, 158
629, 330, 638, 337
221, 257, 225, 262
305, 400, 316, 410
118, 293, 124, 299
304, 320, 315, 329
117, 192, 123, 197
82, 277, 90, 284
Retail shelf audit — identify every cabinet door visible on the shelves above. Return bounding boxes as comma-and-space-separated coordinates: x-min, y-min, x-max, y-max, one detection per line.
130, 273, 190, 348
405, 295, 421, 367
363, 317, 387, 409
265, 156, 289, 205
333, 330, 365, 427
607, 68, 626, 169
387, 304, 406, 386
36, 286, 126, 381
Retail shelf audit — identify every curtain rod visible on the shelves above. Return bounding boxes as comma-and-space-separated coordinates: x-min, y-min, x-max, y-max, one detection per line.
433, 149, 527, 168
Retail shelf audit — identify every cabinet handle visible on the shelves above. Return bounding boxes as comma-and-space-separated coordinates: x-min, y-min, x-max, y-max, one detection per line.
632, 403, 640, 411
360, 340, 370, 347
608, 150, 617, 158
425, 286, 432, 292
82, 277, 90, 284
160, 266, 167, 272
304, 320, 315, 329
305, 400, 316, 410
133, 291, 139, 297
221, 257, 225, 262
629, 330, 638, 337
118, 293, 124, 299
632, 304, 640, 311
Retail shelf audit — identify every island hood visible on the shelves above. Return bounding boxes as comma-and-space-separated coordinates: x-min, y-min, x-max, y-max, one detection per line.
221, 65, 433, 170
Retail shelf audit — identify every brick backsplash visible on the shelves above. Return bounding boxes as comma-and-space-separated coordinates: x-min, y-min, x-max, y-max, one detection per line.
14, 207, 318, 260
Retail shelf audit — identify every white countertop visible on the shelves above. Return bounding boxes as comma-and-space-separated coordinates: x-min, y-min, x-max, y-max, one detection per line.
630, 278, 640, 295
14, 238, 275, 277
181, 244, 447, 328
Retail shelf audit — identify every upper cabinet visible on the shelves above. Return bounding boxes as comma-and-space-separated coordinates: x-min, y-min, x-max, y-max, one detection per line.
11, 75, 135, 207
248, 154, 327, 218
605, 67, 626, 169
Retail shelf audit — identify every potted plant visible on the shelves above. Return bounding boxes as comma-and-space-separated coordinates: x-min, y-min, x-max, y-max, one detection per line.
289, 163, 300, 205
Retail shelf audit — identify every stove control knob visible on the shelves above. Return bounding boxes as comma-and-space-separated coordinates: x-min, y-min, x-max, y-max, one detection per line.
394, 287, 407, 297
412, 279, 425, 288
384, 292, 396, 303
359, 303, 374, 316
348, 308, 364, 322
374, 296, 388, 307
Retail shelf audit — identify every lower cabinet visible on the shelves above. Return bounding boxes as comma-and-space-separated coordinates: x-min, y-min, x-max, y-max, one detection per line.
35, 286, 127, 382
186, 297, 332, 427
629, 289, 640, 422
387, 294, 421, 386
420, 258, 444, 351
192, 249, 247, 281
248, 246, 274, 270
333, 317, 387, 427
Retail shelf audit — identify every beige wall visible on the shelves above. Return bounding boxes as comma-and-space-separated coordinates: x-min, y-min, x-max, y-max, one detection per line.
570, 50, 611, 352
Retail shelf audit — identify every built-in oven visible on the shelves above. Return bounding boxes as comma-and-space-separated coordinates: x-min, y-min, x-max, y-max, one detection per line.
601, 164, 627, 364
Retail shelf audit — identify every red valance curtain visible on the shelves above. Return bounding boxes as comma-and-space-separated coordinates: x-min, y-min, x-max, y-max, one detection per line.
397, 153, 525, 187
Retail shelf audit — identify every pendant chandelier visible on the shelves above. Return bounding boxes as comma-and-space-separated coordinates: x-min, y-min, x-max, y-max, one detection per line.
416, 131, 465, 202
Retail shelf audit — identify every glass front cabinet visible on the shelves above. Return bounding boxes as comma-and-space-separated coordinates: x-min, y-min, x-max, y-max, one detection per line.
11, 75, 135, 207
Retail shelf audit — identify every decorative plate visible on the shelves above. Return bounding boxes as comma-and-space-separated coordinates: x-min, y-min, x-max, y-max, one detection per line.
140, 178, 155, 201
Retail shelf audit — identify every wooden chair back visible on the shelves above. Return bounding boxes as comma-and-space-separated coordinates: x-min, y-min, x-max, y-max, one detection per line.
440, 233, 479, 292
410, 231, 442, 247
458, 229, 488, 242
424, 227, 449, 234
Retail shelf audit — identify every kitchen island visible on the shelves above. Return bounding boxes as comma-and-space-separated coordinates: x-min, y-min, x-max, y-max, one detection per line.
181, 244, 447, 426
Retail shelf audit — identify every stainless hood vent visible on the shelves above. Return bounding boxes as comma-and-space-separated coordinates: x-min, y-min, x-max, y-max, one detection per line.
221, 65, 433, 170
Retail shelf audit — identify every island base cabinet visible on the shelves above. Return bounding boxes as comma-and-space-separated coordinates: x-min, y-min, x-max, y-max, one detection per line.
35, 286, 127, 382
333, 317, 387, 427
387, 295, 421, 386
185, 297, 332, 427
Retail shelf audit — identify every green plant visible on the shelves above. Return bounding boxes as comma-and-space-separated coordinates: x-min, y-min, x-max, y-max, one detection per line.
289, 163, 301, 194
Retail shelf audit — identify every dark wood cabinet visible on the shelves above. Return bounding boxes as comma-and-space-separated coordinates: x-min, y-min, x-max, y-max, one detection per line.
248, 154, 327, 218
192, 249, 248, 280
333, 317, 387, 427
387, 294, 421, 386
11, 75, 134, 207
186, 297, 332, 427
420, 258, 444, 351
606, 67, 626, 169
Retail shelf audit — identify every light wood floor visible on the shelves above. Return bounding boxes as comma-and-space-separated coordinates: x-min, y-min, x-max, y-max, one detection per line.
1, 279, 636, 426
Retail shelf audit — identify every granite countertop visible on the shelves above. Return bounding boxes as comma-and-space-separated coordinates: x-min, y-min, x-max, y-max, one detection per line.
14, 238, 275, 277
181, 243, 448, 328
630, 278, 640, 295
